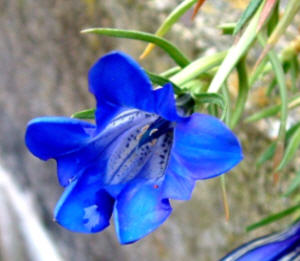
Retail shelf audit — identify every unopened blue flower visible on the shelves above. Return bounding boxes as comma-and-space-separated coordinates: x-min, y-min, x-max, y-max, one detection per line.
25, 51, 242, 244
220, 221, 300, 261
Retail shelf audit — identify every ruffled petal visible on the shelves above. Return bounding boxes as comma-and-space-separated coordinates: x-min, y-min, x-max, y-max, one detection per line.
171, 113, 243, 180
54, 178, 114, 233
220, 221, 300, 261
88, 51, 180, 127
25, 117, 95, 160
114, 178, 172, 244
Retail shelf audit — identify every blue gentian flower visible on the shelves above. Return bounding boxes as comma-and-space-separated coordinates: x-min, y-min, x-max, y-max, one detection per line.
25, 51, 242, 244
220, 221, 300, 261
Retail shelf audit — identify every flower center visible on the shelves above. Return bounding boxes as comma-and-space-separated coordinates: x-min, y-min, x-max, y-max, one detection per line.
105, 111, 173, 186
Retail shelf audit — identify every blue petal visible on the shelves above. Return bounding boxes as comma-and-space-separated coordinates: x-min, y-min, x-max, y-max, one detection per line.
54, 178, 114, 233
153, 83, 181, 122
89, 52, 154, 126
88, 51, 180, 127
25, 117, 95, 160
220, 221, 300, 261
162, 156, 195, 200
114, 178, 172, 244
171, 113, 243, 180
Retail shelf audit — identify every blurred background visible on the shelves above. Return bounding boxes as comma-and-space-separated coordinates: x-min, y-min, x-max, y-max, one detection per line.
0, 0, 299, 260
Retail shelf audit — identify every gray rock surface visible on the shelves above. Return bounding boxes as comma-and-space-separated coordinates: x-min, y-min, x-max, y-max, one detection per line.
0, 1, 297, 260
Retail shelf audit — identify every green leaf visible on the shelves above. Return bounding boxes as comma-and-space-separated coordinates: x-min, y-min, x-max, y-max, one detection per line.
246, 203, 300, 232
255, 122, 300, 167
208, 1, 265, 93
290, 56, 299, 92
146, 71, 182, 94
222, 84, 231, 125
233, 0, 263, 35
72, 108, 95, 119
277, 124, 300, 171
246, 101, 279, 123
267, 0, 300, 47
256, 142, 276, 167
245, 94, 300, 123
193, 93, 227, 120
256, 0, 300, 66
230, 56, 249, 129
193, 93, 225, 109
257, 34, 287, 148
160, 66, 181, 78
170, 51, 227, 86
140, 0, 198, 58
267, 0, 279, 35
266, 77, 276, 97
283, 169, 300, 197
81, 28, 190, 67
257, 0, 278, 32
218, 23, 235, 35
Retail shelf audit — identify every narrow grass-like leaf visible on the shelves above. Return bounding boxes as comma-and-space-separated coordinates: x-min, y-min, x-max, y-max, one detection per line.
257, 34, 287, 169
170, 51, 227, 85
249, 56, 269, 86
160, 66, 181, 78
246, 203, 300, 232
267, 0, 300, 47
290, 57, 299, 92
245, 99, 278, 123
283, 170, 300, 197
222, 84, 231, 124
218, 23, 235, 35
194, 93, 227, 120
146, 71, 182, 94
277, 125, 300, 171
233, 0, 262, 35
81, 28, 190, 67
256, 122, 300, 167
266, 77, 276, 97
256, 142, 276, 167
238, 93, 300, 124
256, 0, 278, 32
193, 93, 225, 109
230, 56, 249, 129
255, 0, 300, 67
208, 1, 265, 93
140, 0, 198, 59
266, 0, 279, 35
72, 108, 95, 119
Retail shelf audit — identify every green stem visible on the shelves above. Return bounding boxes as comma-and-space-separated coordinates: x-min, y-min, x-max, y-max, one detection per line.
230, 56, 249, 129
170, 51, 227, 86
160, 66, 181, 78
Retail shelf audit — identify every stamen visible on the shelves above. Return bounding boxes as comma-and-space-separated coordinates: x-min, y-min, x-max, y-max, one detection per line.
151, 139, 157, 146
136, 125, 150, 140
149, 128, 158, 136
